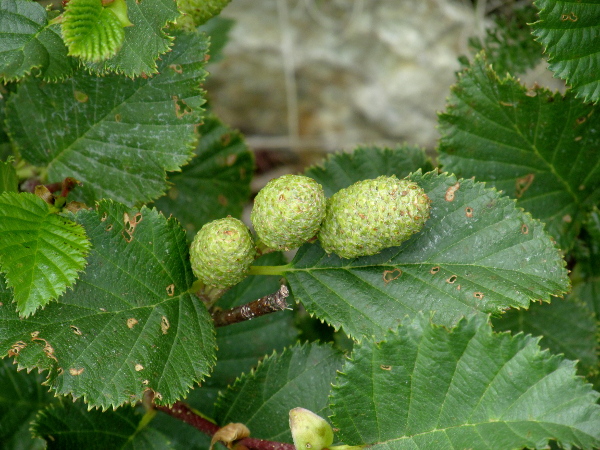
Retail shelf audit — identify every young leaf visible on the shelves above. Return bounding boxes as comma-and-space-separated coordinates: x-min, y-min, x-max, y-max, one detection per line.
284, 171, 569, 339
305, 145, 432, 197
438, 52, 600, 250
533, 0, 600, 103
153, 115, 254, 238
492, 295, 599, 381
0, 358, 57, 449
188, 252, 297, 418
0, 159, 18, 192
0, 192, 90, 317
174, 0, 231, 31
83, 0, 179, 77
61, 0, 127, 62
6, 32, 208, 206
32, 400, 172, 448
0, 201, 216, 409
0, 0, 75, 82
215, 343, 344, 443
330, 315, 600, 449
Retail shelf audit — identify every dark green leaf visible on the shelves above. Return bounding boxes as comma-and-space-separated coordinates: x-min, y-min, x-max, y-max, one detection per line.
0, 192, 90, 316
32, 400, 173, 449
188, 252, 298, 418
215, 343, 343, 443
0, 201, 216, 409
153, 115, 254, 238
0, 0, 75, 82
330, 315, 600, 449
197, 16, 235, 63
0, 159, 18, 192
305, 144, 432, 197
533, 0, 600, 103
0, 358, 57, 450
460, 6, 542, 76
492, 296, 599, 379
285, 171, 569, 339
83, 0, 179, 77
438, 52, 600, 250
6, 32, 208, 206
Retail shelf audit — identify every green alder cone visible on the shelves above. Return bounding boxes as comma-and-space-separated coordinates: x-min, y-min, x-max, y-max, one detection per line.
190, 216, 256, 288
174, 0, 231, 31
318, 175, 430, 259
251, 174, 326, 251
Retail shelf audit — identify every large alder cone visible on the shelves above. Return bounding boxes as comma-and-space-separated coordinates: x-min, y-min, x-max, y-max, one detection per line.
318, 175, 431, 259
190, 216, 256, 288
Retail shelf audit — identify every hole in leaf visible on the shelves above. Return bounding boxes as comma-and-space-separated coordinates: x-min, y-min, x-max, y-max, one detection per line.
465, 206, 473, 218
473, 292, 484, 300
430, 266, 440, 274
446, 275, 457, 284
383, 268, 402, 284
445, 182, 460, 201
515, 174, 534, 198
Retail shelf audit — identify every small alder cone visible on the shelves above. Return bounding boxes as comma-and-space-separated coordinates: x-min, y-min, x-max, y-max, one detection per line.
318, 175, 431, 259
251, 174, 326, 250
190, 217, 256, 288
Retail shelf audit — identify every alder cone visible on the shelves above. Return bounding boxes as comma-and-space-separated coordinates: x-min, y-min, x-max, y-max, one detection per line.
318, 175, 431, 259
251, 174, 326, 251
190, 216, 255, 288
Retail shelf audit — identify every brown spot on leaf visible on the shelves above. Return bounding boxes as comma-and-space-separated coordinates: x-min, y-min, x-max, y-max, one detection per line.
576, 116, 587, 125
473, 292, 484, 300
169, 64, 183, 73
166, 284, 175, 297
225, 154, 237, 166
446, 275, 457, 284
465, 206, 473, 218
563, 215, 572, 223
430, 266, 440, 274
74, 90, 88, 103
70, 325, 82, 336
515, 173, 534, 198
383, 268, 402, 284
115, 114, 122, 123
380, 365, 392, 371
122, 212, 142, 243
105, 224, 113, 232
560, 12, 578, 21
445, 182, 460, 201
135, 364, 144, 371
521, 224, 529, 234
161, 316, 170, 334
8, 341, 27, 357
127, 318, 138, 329
69, 367, 84, 376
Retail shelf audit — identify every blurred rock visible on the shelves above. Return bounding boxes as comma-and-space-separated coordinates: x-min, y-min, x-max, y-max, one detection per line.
204, 0, 480, 155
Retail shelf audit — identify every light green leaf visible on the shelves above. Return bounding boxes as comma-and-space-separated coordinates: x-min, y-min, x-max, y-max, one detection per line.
61, 0, 126, 63
32, 400, 173, 449
215, 343, 343, 443
0, 0, 75, 82
330, 315, 600, 449
305, 145, 432, 197
0, 358, 57, 450
492, 295, 599, 380
154, 115, 254, 238
84, 0, 179, 77
438, 52, 600, 250
0, 192, 90, 317
188, 252, 297, 418
533, 0, 600, 103
0, 159, 18, 192
6, 32, 208, 206
285, 171, 569, 339
0, 201, 216, 409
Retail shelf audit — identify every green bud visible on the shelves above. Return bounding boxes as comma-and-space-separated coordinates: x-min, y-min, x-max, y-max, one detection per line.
251, 174, 326, 251
318, 175, 430, 259
289, 407, 334, 450
190, 217, 255, 288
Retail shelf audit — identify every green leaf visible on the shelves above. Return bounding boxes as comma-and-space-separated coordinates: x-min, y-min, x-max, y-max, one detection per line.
61, 0, 126, 63
459, 6, 543, 76
0, 0, 75, 82
330, 315, 600, 449
284, 171, 569, 339
532, 0, 600, 103
188, 252, 298, 418
305, 144, 432, 197
83, 0, 179, 77
492, 295, 599, 380
0, 358, 57, 450
438, 52, 600, 250
215, 343, 343, 443
0, 201, 216, 409
32, 400, 173, 448
0, 192, 90, 317
153, 115, 254, 238
6, 32, 208, 206
174, 0, 231, 31
0, 159, 18, 192
197, 16, 234, 63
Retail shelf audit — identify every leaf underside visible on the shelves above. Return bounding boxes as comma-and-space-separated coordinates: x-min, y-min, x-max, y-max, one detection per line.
6, 32, 208, 207
330, 315, 600, 449
285, 170, 569, 340
533, 0, 600, 103
0, 201, 216, 410
0, 192, 90, 317
438, 52, 600, 251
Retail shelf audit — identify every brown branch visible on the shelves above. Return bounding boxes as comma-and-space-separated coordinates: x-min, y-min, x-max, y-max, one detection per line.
155, 401, 295, 450
212, 285, 290, 328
